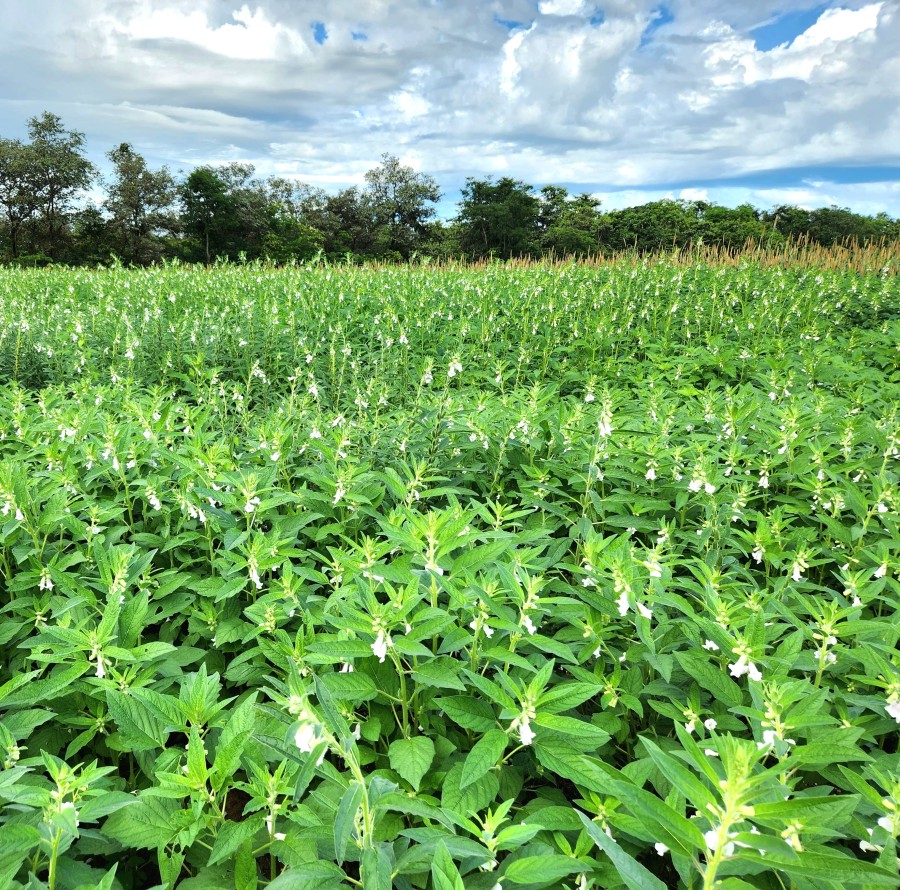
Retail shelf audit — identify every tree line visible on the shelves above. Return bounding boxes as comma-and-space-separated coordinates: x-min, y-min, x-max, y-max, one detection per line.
1, 112, 897, 267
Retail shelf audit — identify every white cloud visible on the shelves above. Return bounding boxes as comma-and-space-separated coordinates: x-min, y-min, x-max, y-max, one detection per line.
390, 90, 430, 120
0, 0, 896, 216
119, 3, 308, 60
539, 0, 588, 15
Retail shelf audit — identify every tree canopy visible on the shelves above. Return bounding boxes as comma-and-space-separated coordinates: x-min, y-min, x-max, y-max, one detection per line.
0, 110, 897, 266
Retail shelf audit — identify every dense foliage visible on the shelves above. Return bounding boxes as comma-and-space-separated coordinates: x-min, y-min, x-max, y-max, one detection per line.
1, 112, 898, 266
0, 259, 899, 889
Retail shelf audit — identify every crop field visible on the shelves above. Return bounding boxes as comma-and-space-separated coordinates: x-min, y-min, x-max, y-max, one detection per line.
0, 258, 899, 890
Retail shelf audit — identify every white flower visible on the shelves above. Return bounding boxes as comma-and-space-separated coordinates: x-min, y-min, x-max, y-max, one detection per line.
645, 466, 657, 481
885, 700, 900, 723
704, 718, 717, 731
522, 614, 537, 635
688, 478, 702, 493
874, 563, 887, 579
637, 602, 652, 620
704, 829, 735, 857
598, 412, 613, 438
39, 568, 53, 591
519, 718, 536, 746
244, 496, 261, 513
371, 629, 392, 663
729, 654, 762, 681
294, 722, 319, 753
703, 640, 719, 651
616, 591, 629, 617
654, 842, 669, 856
751, 548, 764, 563
877, 814, 897, 834
704, 482, 716, 494
758, 474, 769, 489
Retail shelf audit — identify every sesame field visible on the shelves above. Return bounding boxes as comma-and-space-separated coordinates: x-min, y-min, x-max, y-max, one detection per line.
0, 258, 899, 890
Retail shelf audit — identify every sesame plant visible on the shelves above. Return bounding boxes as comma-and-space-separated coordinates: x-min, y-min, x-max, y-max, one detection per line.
0, 257, 898, 889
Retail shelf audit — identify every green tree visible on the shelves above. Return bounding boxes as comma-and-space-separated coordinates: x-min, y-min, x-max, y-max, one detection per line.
179, 167, 239, 263
763, 205, 811, 241
806, 205, 883, 245
696, 203, 774, 250
539, 186, 602, 256
364, 153, 441, 259
25, 112, 95, 260
105, 143, 177, 265
455, 177, 540, 259
0, 138, 37, 260
598, 199, 698, 253
67, 203, 115, 265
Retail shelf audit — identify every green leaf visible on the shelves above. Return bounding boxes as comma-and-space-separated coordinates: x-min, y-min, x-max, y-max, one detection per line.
333, 781, 364, 866
361, 843, 394, 890
103, 795, 181, 850
210, 694, 257, 792
266, 862, 346, 888
388, 736, 435, 791
736, 850, 900, 886
534, 713, 611, 748
639, 736, 718, 812
107, 689, 169, 751
788, 744, 871, 766
503, 854, 588, 885
411, 658, 467, 691
460, 729, 507, 789
0, 825, 41, 887
431, 841, 465, 890
436, 695, 496, 731
577, 811, 667, 890
441, 761, 500, 815
320, 671, 379, 703
675, 652, 743, 708
208, 814, 266, 866
235, 839, 258, 890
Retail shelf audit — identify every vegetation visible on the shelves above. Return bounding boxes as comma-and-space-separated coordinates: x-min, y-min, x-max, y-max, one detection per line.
0, 257, 898, 889
1, 112, 898, 266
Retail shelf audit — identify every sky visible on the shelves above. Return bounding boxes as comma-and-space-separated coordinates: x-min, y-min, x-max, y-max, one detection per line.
1, 0, 898, 219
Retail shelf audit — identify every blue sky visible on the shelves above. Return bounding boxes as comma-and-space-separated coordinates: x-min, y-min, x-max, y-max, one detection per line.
1, 0, 897, 217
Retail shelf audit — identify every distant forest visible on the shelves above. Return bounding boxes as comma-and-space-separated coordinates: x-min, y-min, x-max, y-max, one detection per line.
2, 112, 898, 266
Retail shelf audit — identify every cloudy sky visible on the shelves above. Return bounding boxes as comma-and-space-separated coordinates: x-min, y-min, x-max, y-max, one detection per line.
2, 0, 898, 217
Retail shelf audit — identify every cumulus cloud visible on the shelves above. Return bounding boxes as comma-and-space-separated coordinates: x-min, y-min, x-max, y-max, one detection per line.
0, 0, 897, 214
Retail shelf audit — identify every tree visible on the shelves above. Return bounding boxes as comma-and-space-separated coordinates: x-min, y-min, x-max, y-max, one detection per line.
105, 143, 177, 265
0, 138, 37, 260
455, 177, 541, 259
806, 205, 882, 246
763, 205, 811, 241
364, 154, 441, 258
696, 203, 774, 250
26, 112, 95, 260
179, 167, 240, 263
598, 200, 699, 253
539, 186, 602, 256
